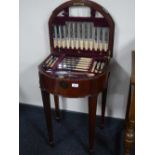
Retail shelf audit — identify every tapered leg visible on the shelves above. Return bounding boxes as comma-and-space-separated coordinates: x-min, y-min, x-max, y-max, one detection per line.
41, 89, 54, 145
100, 87, 107, 128
54, 95, 61, 121
88, 95, 97, 153
100, 73, 110, 128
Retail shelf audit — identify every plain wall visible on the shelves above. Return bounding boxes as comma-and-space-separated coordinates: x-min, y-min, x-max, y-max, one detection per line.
19, 0, 135, 119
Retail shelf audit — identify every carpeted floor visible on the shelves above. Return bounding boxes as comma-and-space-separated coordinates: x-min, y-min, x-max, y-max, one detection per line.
19, 104, 134, 155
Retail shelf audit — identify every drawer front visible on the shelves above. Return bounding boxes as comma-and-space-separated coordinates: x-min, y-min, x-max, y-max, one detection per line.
39, 72, 107, 97
54, 79, 92, 97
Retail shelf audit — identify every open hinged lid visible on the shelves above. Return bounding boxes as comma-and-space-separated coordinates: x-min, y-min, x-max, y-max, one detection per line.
48, 0, 115, 58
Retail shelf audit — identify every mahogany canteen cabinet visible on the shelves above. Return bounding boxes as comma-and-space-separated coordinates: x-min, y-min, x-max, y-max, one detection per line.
38, 0, 115, 153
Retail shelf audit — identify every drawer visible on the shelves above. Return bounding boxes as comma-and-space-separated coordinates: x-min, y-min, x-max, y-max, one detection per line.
39, 72, 107, 97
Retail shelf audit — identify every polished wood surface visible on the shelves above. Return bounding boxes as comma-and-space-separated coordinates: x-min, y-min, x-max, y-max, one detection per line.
39, 70, 109, 98
41, 89, 54, 145
54, 95, 61, 120
100, 72, 110, 128
88, 95, 98, 153
124, 51, 135, 155
38, 0, 115, 152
